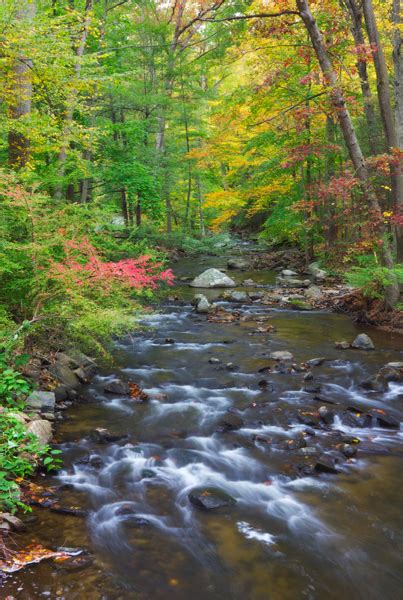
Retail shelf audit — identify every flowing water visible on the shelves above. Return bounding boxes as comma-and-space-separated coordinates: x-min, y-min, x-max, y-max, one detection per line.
3, 252, 403, 600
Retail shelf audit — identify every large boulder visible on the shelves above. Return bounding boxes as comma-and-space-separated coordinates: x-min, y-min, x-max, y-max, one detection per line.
227, 257, 249, 270
351, 333, 375, 350
26, 391, 56, 412
50, 363, 80, 389
188, 487, 237, 510
189, 269, 236, 288
27, 419, 53, 446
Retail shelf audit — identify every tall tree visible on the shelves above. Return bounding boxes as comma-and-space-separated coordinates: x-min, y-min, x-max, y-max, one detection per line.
8, 1, 36, 169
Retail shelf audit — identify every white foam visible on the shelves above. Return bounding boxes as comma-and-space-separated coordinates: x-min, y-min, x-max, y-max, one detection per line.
237, 521, 276, 545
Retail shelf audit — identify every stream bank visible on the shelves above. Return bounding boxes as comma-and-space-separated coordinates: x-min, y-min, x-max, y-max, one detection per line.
1, 247, 403, 599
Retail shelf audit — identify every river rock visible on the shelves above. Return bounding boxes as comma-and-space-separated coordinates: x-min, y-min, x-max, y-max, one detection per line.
385, 362, 403, 369
315, 454, 339, 474
341, 444, 357, 458
318, 406, 334, 425
307, 357, 326, 367
377, 364, 403, 382
103, 379, 129, 395
7, 411, 29, 424
209, 357, 221, 364
50, 363, 80, 389
27, 419, 53, 446
188, 487, 237, 510
360, 374, 389, 393
189, 269, 236, 288
26, 391, 56, 413
351, 333, 375, 350
195, 294, 210, 314
248, 292, 264, 302
305, 285, 323, 301
228, 291, 248, 303
370, 412, 400, 429
335, 340, 350, 349
281, 269, 298, 277
90, 427, 126, 443
270, 350, 294, 361
227, 257, 249, 270
307, 262, 327, 281
276, 277, 310, 288
217, 413, 244, 432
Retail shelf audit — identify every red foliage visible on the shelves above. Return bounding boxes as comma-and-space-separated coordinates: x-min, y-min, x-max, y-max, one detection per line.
49, 238, 174, 292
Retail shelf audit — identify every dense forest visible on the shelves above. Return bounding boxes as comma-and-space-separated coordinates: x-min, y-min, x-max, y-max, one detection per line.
0, 0, 403, 592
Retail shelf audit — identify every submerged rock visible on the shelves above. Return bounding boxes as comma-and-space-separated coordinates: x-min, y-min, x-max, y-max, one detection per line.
188, 487, 237, 510
90, 427, 126, 443
227, 257, 249, 270
217, 413, 244, 432
335, 340, 350, 349
228, 291, 248, 303
190, 268, 236, 288
351, 333, 375, 350
269, 350, 294, 361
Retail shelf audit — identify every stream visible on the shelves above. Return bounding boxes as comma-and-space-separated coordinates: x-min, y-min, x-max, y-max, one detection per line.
3, 251, 403, 600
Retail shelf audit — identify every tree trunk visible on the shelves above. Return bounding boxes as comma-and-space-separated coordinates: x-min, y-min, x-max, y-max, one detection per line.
196, 175, 205, 237
54, 0, 93, 199
8, 1, 36, 169
392, 0, 403, 263
296, 0, 399, 307
340, 0, 378, 154
362, 0, 403, 228
121, 188, 129, 227
136, 196, 142, 227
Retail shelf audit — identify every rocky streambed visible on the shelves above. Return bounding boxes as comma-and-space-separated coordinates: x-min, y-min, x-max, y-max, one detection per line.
2, 250, 403, 599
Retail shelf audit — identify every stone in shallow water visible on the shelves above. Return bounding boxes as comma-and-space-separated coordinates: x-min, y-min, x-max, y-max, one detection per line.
269, 350, 294, 361
217, 412, 244, 432
195, 294, 210, 314
227, 257, 249, 270
228, 291, 249, 303
335, 340, 350, 349
190, 268, 236, 288
351, 333, 375, 350
188, 487, 237, 510
315, 455, 339, 474
103, 379, 129, 395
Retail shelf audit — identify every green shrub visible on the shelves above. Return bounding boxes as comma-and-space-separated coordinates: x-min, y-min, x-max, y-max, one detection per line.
345, 254, 403, 300
0, 412, 61, 512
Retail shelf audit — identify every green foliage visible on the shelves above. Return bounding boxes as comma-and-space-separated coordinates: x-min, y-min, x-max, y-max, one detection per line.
346, 255, 403, 299
0, 364, 31, 409
0, 412, 61, 512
